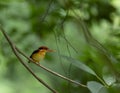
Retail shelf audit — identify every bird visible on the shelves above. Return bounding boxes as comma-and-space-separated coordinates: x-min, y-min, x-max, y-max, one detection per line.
28, 46, 54, 63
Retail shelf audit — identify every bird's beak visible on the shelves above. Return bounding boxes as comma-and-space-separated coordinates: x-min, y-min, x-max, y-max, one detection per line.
47, 49, 55, 52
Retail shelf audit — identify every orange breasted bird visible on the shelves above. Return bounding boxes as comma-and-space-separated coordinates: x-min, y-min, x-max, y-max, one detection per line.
29, 46, 54, 63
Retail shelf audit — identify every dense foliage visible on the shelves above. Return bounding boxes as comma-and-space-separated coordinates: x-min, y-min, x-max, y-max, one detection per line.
0, 0, 120, 93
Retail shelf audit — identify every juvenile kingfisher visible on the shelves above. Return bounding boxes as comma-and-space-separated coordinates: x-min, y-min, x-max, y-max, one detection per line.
29, 46, 54, 63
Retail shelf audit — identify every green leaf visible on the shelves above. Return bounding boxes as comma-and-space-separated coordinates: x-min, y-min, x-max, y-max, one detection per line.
62, 56, 97, 76
87, 81, 108, 93
62, 56, 109, 87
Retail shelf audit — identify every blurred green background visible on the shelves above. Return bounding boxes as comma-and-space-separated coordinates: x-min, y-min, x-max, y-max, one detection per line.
0, 0, 120, 93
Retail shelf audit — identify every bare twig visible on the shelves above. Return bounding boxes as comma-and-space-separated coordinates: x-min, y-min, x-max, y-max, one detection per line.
15, 47, 87, 88
0, 25, 58, 93
40, 0, 54, 22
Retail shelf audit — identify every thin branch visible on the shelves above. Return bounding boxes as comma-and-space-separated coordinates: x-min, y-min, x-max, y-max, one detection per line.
0, 25, 58, 93
53, 30, 68, 75
15, 47, 87, 88
40, 0, 54, 22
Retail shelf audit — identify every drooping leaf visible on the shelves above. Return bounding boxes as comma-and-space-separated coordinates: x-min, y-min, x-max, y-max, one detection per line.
62, 56, 108, 86
87, 81, 108, 93
62, 56, 97, 76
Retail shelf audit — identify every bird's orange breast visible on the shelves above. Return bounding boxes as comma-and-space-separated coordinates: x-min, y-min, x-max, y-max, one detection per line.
31, 51, 46, 62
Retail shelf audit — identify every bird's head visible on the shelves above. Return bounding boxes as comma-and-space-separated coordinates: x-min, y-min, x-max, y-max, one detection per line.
38, 46, 54, 52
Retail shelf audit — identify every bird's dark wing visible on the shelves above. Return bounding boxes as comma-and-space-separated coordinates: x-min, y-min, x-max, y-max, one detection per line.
30, 49, 39, 58
28, 49, 39, 63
